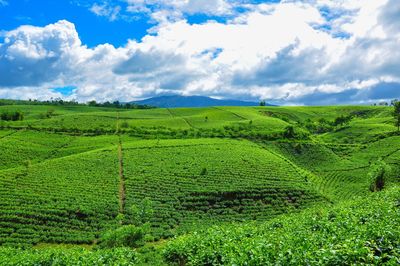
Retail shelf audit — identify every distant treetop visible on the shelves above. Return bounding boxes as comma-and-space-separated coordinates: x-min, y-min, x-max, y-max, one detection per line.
0, 98, 155, 109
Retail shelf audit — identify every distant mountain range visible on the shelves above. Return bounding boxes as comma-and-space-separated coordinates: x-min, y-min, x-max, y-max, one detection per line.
132, 95, 271, 108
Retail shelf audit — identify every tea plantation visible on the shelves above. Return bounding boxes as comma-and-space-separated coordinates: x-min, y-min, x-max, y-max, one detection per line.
0, 102, 399, 265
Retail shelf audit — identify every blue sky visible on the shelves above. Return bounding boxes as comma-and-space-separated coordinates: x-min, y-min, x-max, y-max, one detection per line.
0, 0, 399, 105
0, 0, 151, 47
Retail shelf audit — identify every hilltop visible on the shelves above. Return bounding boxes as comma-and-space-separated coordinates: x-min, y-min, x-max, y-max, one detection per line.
132, 95, 264, 108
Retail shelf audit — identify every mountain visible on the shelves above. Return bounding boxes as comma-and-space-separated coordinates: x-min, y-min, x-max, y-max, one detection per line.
132, 95, 268, 108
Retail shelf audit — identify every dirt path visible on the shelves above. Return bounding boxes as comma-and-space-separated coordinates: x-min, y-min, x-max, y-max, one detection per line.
118, 138, 126, 214
116, 111, 126, 214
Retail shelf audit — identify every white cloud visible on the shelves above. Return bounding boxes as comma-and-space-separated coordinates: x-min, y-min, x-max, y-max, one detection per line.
1, 0, 400, 104
90, 3, 122, 21
0, 20, 86, 87
124, 0, 233, 22
0, 0, 7, 7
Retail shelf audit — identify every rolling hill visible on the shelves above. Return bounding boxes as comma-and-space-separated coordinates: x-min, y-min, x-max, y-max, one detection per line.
0, 102, 399, 265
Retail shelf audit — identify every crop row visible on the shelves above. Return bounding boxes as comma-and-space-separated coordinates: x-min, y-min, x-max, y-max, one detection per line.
0, 149, 120, 246
122, 139, 324, 238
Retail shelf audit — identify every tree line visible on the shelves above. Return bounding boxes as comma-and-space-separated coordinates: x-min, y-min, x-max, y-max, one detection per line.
0, 98, 155, 109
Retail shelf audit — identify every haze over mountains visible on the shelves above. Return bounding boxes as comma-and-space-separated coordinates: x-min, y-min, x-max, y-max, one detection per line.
132, 95, 269, 108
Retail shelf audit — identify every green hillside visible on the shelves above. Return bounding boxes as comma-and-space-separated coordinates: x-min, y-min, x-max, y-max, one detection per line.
164, 186, 400, 265
0, 102, 399, 265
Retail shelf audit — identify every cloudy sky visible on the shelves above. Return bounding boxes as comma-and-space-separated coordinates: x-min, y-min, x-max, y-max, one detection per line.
0, 0, 399, 105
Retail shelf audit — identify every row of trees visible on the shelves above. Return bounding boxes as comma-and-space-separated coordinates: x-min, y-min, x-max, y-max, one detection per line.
87, 100, 154, 109
0, 98, 155, 109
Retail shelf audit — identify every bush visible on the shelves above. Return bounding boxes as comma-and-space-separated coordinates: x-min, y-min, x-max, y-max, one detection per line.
0, 247, 140, 265
333, 115, 352, 127
0, 111, 24, 121
99, 224, 148, 248
120, 121, 129, 128
200, 167, 207, 176
368, 159, 390, 192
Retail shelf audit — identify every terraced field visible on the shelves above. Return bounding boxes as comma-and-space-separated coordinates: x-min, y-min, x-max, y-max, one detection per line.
122, 139, 324, 237
0, 103, 399, 264
0, 148, 120, 246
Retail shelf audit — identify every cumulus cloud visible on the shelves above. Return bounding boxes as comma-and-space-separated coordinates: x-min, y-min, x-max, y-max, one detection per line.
1, 0, 400, 104
0, 20, 85, 87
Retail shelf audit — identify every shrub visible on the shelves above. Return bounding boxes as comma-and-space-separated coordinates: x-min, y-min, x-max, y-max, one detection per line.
283, 125, 295, 138
99, 224, 148, 248
200, 167, 207, 176
0, 111, 24, 121
130, 198, 154, 226
120, 121, 129, 128
368, 159, 390, 192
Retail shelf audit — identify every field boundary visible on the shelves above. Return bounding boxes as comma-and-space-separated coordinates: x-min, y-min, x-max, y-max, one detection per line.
116, 112, 126, 214
0, 130, 18, 141
118, 138, 126, 214
166, 108, 197, 129
212, 107, 248, 120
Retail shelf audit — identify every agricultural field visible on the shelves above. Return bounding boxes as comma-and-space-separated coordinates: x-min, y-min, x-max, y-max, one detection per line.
164, 186, 400, 265
122, 139, 324, 238
0, 102, 399, 265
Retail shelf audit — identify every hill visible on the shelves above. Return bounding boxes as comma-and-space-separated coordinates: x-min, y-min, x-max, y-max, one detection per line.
132, 95, 264, 108
164, 186, 400, 265
0, 103, 399, 264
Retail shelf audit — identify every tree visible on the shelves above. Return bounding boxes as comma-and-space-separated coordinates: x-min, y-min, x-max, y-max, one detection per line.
259, 100, 266, 106
394, 101, 400, 132
333, 115, 352, 127
130, 198, 154, 226
88, 100, 97, 107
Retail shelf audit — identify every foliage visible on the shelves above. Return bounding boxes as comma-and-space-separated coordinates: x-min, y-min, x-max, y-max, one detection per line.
87, 100, 154, 109
39, 109, 55, 119
394, 101, 400, 131
333, 114, 352, 127
123, 139, 323, 238
0, 98, 154, 109
0, 103, 399, 265
99, 225, 149, 249
130, 198, 154, 226
163, 187, 400, 265
0, 111, 24, 121
0, 247, 140, 265
368, 159, 389, 192
0, 144, 120, 246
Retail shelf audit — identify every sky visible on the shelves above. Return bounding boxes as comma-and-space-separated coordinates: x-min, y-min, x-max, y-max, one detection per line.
0, 0, 399, 105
